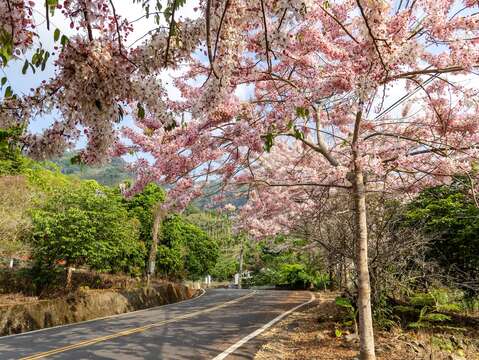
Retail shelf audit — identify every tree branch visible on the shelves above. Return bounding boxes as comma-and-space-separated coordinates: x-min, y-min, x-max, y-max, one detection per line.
82, 1, 94, 42
356, 0, 387, 72
246, 179, 351, 189
206, 0, 219, 79
260, 0, 272, 72
164, 1, 177, 66
284, 133, 340, 167
319, 4, 360, 44
385, 66, 469, 82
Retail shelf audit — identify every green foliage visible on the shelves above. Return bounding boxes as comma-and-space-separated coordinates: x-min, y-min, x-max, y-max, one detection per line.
0, 29, 13, 66
243, 268, 280, 287
242, 235, 328, 289
263, 132, 275, 152
210, 257, 237, 281
403, 180, 479, 285
158, 214, 219, 280
0, 176, 32, 258
373, 294, 397, 329
124, 182, 165, 249
311, 272, 331, 290
185, 210, 237, 281
0, 127, 27, 175
335, 296, 354, 309
277, 263, 312, 289
0, 151, 221, 285
461, 296, 479, 313
156, 244, 184, 277
30, 181, 145, 277
245, 260, 329, 290
430, 336, 455, 352
24, 161, 72, 199
395, 288, 464, 330
407, 307, 452, 330
335, 296, 359, 333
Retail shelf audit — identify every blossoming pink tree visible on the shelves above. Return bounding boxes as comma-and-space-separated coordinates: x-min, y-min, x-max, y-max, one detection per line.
121, 2, 479, 359
3, 1, 479, 359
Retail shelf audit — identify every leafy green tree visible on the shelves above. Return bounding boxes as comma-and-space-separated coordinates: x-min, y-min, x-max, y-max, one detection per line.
210, 257, 237, 281
158, 214, 219, 280
277, 263, 312, 290
30, 180, 145, 280
124, 183, 165, 247
404, 179, 479, 286
185, 209, 236, 281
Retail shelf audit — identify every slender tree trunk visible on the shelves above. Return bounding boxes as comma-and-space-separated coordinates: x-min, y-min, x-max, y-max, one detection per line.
66, 265, 73, 289
147, 204, 165, 286
351, 103, 375, 360
352, 167, 376, 360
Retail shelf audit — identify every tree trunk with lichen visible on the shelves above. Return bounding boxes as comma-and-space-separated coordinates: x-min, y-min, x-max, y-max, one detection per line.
352, 166, 376, 360
351, 104, 376, 360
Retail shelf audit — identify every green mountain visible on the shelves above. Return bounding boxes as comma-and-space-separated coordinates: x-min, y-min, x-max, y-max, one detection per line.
53, 152, 134, 186
53, 153, 247, 208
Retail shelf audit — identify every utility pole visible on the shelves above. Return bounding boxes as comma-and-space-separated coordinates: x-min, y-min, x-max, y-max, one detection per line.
238, 238, 244, 289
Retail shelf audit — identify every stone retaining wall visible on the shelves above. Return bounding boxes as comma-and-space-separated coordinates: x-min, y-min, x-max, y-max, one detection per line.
0, 283, 196, 336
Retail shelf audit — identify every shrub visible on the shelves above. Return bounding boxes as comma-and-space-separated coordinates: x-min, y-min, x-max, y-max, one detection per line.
277, 263, 312, 290
243, 268, 280, 287
311, 272, 331, 290
335, 297, 358, 334
394, 288, 464, 330
210, 257, 237, 281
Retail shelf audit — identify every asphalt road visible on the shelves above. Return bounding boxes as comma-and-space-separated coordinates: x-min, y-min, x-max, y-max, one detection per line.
0, 289, 313, 360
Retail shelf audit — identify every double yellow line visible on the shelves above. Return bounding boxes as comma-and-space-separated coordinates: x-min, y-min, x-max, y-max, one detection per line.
20, 291, 256, 360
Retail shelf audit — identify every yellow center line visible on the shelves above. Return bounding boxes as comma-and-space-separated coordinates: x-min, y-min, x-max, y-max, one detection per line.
20, 291, 257, 360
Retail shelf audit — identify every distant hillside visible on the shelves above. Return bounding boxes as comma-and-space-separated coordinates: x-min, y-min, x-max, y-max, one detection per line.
53, 152, 134, 186
192, 181, 248, 210
53, 153, 247, 208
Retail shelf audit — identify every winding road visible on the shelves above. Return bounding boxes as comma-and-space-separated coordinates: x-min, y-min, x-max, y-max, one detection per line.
0, 289, 313, 360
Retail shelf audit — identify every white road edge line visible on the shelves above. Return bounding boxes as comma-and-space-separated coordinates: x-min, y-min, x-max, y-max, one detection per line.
211, 292, 316, 360
0, 288, 206, 339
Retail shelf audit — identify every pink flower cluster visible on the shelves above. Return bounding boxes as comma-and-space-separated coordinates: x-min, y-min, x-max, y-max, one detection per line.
0, 0, 35, 63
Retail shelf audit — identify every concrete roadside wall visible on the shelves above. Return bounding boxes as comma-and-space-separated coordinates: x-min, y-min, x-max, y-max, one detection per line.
0, 283, 196, 336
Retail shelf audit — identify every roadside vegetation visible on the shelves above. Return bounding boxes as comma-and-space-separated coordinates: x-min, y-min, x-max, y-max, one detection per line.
248, 179, 479, 359
1, 126, 479, 358
0, 133, 220, 298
